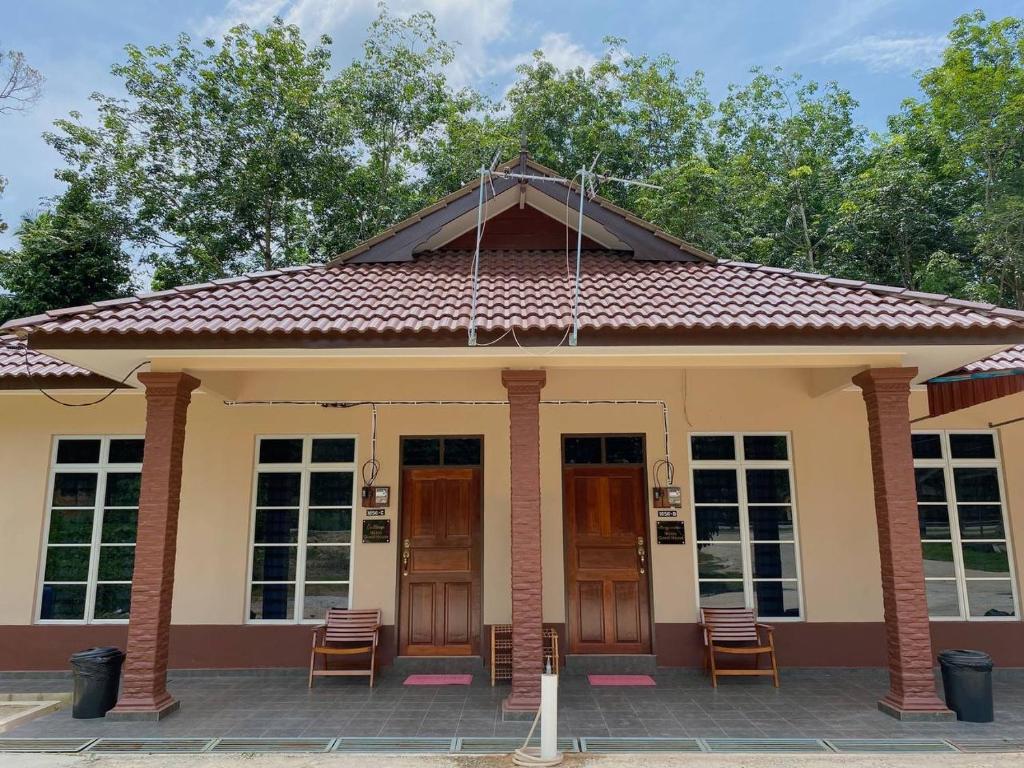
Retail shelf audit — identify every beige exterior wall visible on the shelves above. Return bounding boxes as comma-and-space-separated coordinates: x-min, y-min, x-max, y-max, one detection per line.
1, 365, 1022, 633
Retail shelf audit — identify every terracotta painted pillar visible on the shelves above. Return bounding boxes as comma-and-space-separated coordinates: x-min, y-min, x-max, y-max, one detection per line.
108, 372, 200, 721
853, 367, 952, 721
501, 369, 546, 714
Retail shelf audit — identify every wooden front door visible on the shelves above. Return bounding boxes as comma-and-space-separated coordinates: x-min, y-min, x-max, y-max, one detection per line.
564, 465, 652, 654
398, 467, 482, 655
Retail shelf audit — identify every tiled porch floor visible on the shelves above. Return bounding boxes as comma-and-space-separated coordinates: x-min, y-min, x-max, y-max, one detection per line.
2, 668, 1024, 741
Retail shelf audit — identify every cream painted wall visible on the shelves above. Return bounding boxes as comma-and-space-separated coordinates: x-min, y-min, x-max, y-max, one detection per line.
1, 366, 1022, 633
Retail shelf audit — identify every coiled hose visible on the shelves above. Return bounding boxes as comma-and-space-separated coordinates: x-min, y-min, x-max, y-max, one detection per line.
511, 705, 563, 767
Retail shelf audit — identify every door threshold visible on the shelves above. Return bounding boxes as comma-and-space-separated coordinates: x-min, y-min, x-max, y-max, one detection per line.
564, 655, 657, 674
392, 656, 485, 674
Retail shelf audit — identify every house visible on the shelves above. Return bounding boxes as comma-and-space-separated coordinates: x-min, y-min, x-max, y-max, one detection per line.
1, 155, 1023, 724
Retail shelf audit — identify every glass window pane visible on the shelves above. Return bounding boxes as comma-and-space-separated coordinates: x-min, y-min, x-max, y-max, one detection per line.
743, 435, 788, 461
961, 543, 1011, 578
39, 584, 86, 620
918, 505, 952, 539
953, 468, 1001, 503
97, 546, 135, 581
256, 473, 301, 506
403, 437, 442, 466
914, 468, 947, 502
311, 438, 355, 463
47, 509, 94, 544
691, 435, 735, 461
949, 433, 996, 460
94, 584, 132, 620
921, 542, 956, 578
254, 509, 299, 544
911, 433, 943, 460
751, 543, 798, 579
753, 581, 800, 618
251, 546, 297, 581
695, 506, 740, 542
967, 580, 1016, 618
104, 473, 141, 506
258, 438, 303, 464
307, 509, 352, 543
102, 510, 138, 543
926, 580, 961, 617
693, 470, 738, 504
697, 543, 744, 579
748, 505, 793, 540
604, 436, 644, 464
563, 437, 601, 465
745, 469, 791, 503
699, 581, 745, 609
44, 547, 91, 581
108, 439, 144, 464
249, 584, 294, 621
305, 546, 351, 581
52, 473, 97, 507
443, 438, 482, 466
303, 584, 350, 620
309, 472, 353, 507
56, 439, 101, 464
957, 505, 1006, 540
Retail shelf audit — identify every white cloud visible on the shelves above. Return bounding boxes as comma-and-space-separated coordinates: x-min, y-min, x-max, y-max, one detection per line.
781, 0, 893, 60
822, 34, 945, 73
197, 0, 515, 86
526, 32, 599, 72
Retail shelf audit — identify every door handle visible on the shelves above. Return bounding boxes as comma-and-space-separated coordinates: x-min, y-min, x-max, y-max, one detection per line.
402, 539, 411, 577
637, 536, 646, 575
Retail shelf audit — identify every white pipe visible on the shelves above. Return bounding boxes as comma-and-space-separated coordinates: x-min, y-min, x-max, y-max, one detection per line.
540, 671, 558, 760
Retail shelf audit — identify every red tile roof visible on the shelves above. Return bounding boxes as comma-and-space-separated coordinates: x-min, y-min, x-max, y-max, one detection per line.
960, 345, 1024, 373
3, 250, 1024, 343
0, 335, 123, 389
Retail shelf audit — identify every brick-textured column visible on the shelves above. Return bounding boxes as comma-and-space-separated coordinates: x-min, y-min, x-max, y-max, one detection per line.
853, 368, 952, 721
108, 372, 200, 721
501, 370, 546, 714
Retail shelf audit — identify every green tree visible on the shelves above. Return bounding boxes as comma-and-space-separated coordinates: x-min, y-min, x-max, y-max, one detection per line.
45, 19, 354, 287
0, 181, 134, 323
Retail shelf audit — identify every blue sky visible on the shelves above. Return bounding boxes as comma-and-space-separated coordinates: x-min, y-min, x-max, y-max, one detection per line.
2, 0, 1023, 249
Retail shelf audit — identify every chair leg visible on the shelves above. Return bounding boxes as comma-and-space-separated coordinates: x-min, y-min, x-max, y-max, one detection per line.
708, 647, 719, 688
769, 640, 780, 688
369, 645, 377, 688
308, 649, 316, 689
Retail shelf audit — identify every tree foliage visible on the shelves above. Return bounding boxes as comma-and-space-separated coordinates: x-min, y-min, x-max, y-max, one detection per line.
6, 7, 1024, 317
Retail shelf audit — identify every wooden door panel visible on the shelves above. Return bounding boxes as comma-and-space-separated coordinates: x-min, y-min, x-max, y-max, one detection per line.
398, 467, 481, 656
564, 464, 652, 654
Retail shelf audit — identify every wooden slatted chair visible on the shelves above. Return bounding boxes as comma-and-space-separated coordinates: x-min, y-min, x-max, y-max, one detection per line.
699, 607, 779, 688
309, 608, 381, 688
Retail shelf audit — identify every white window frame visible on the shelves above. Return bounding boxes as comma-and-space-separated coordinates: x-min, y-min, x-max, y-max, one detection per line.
914, 429, 1020, 622
36, 435, 144, 625
688, 431, 805, 621
246, 435, 358, 625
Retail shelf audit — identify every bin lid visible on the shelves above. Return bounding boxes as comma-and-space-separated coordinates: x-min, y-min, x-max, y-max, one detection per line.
938, 649, 993, 669
69, 647, 124, 662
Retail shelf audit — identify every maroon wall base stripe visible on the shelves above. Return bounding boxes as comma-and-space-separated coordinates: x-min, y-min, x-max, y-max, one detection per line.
1, 622, 1022, 671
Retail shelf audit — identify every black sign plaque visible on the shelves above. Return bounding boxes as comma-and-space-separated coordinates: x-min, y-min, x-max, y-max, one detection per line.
362, 519, 391, 544
656, 520, 685, 545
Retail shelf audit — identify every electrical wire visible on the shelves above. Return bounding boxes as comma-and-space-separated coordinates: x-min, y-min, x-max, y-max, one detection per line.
7, 335, 149, 408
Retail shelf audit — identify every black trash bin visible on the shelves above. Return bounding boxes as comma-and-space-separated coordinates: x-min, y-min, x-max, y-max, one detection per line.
938, 649, 994, 723
69, 647, 125, 719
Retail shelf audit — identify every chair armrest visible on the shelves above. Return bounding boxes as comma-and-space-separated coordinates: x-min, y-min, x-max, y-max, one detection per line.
755, 623, 775, 633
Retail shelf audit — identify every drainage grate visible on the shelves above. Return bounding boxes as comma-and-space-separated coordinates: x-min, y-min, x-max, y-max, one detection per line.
88, 738, 215, 753
704, 738, 830, 753
333, 737, 455, 753
0, 738, 95, 753
826, 739, 957, 753
580, 737, 703, 753
455, 737, 579, 754
949, 739, 1024, 753
210, 738, 335, 753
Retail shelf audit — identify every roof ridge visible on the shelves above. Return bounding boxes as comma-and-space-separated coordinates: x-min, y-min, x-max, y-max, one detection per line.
717, 258, 1024, 323
1, 263, 325, 333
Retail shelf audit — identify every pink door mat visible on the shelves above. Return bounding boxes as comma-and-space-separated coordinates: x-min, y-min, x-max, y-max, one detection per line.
588, 674, 656, 686
403, 674, 473, 686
